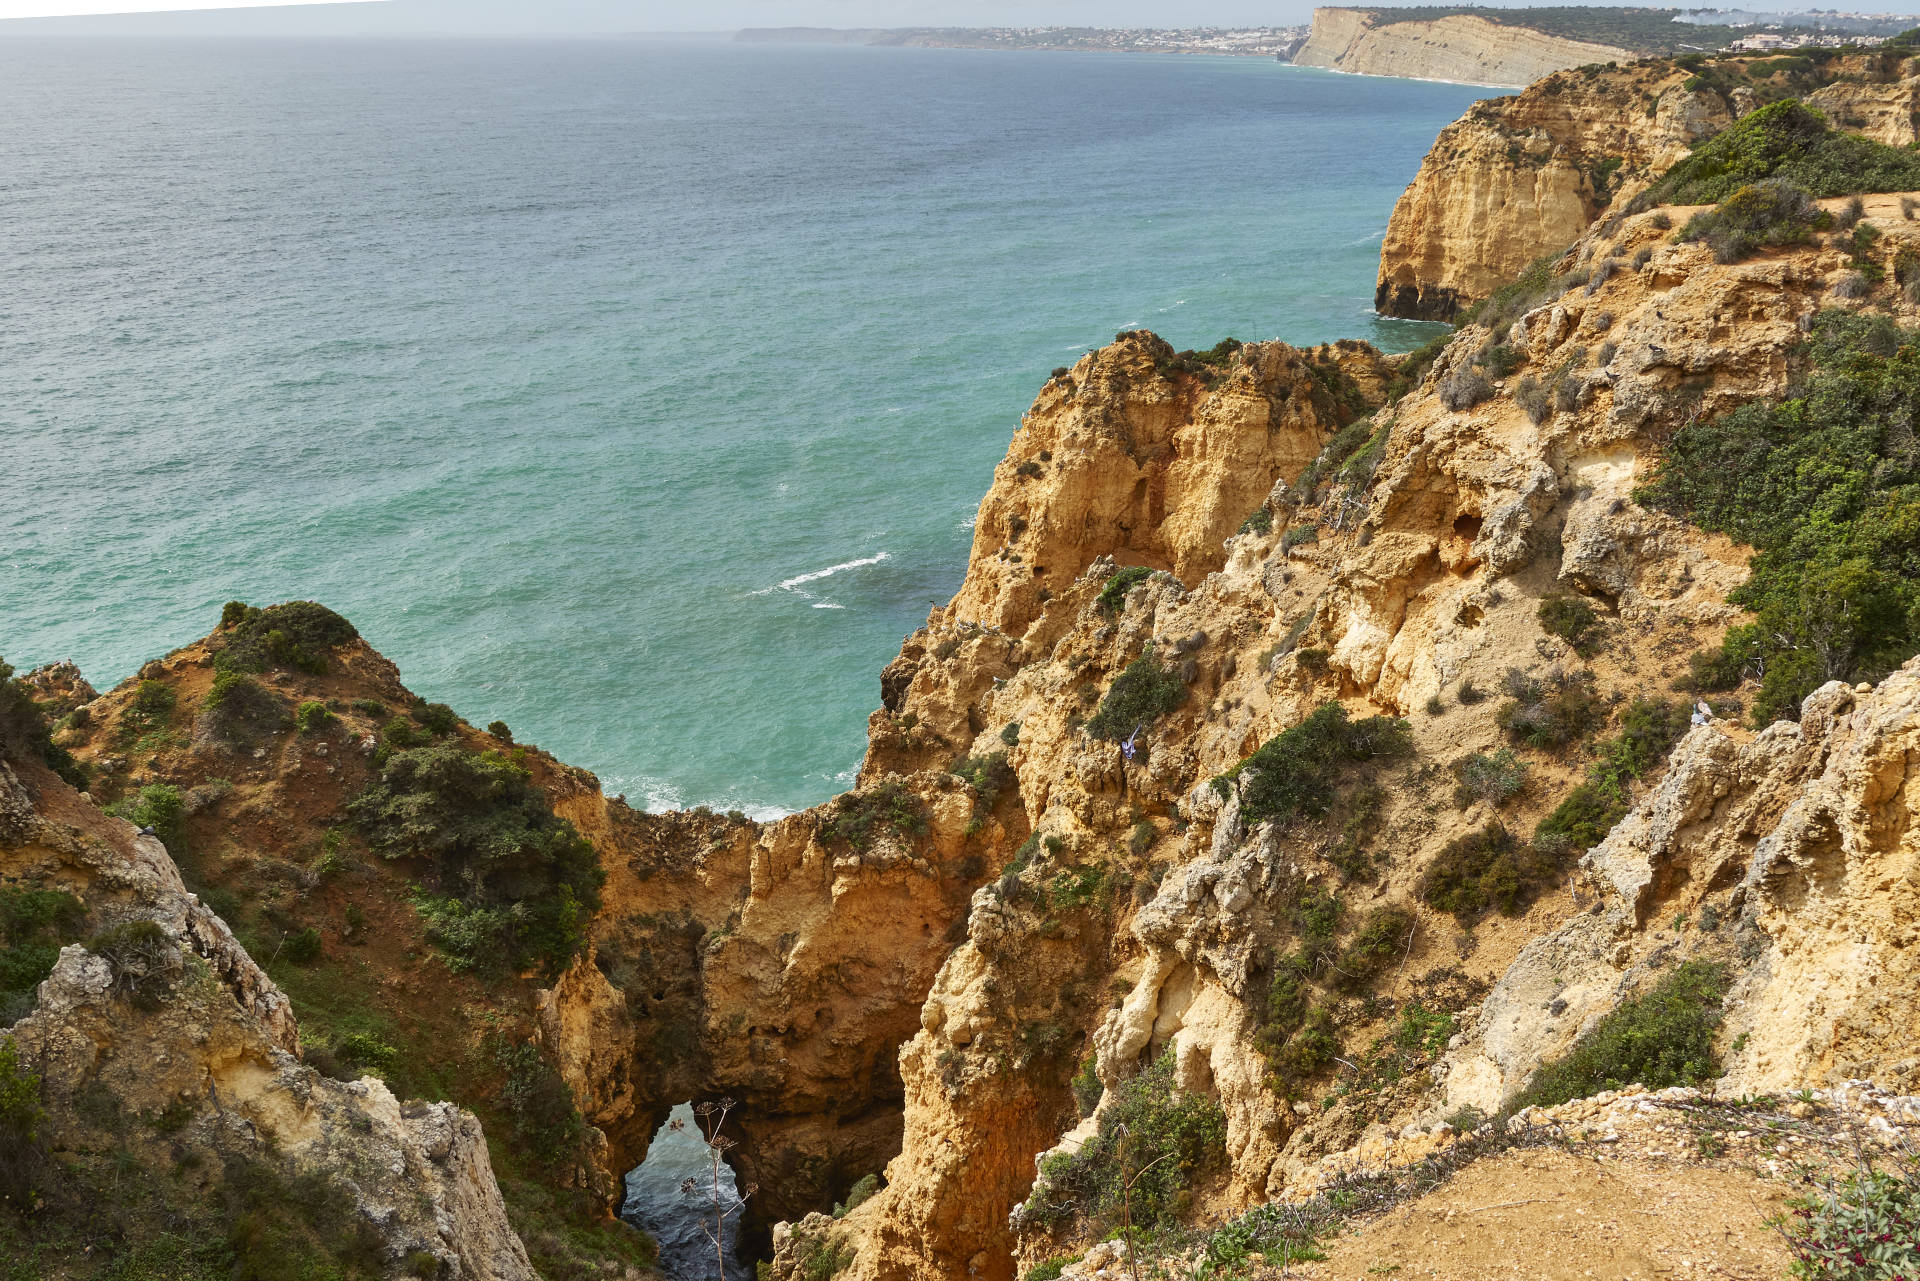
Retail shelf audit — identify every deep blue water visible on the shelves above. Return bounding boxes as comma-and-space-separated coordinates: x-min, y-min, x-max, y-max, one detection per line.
0, 38, 1482, 814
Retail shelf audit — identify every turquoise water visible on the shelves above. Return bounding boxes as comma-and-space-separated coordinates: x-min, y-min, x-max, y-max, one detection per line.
0, 39, 1482, 815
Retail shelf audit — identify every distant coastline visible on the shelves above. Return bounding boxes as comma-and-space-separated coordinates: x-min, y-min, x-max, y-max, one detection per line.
734, 26, 1309, 60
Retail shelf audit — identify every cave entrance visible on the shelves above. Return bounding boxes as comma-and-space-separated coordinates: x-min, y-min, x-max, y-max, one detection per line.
622, 1103, 753, 1281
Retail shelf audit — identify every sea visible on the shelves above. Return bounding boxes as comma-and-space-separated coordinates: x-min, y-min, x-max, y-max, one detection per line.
0, 37, 1485, 818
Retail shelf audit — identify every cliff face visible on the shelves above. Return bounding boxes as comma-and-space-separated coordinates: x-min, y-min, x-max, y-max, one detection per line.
780, 198, 1920, 1279
1293, 9, 1633, 88
0, 717, 533, 1278
1375, 62, 1727, 319
1376, 52, 1920, 320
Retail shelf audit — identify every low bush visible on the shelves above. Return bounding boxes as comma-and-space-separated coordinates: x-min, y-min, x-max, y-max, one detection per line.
126, 678, 177, 730
1334, 905, 1415, 991
0, 1036, 47, 1210
1070, 1054, 1102, 1118
817, 778, 929, 851
1678, 178, 1827, 264
1086, 647, 1186, 741
350, 743, 605, 976
1496, 669, 1605, 750
1451, 748, 1528, 808
486, 720, 513, 742
214, 600, 358, 676
0, 888, 85, 1023
414, 702, 458, 736
0, 659, 88, 788
1095, 566, 1155, 615
1294, 418, 1376, 496
1534, 697, 1690, 855
293, 701, 331, 734
1025, 1045, 1227, 1231
1538, 594, 1602, 655
834, 1173, 881, 1219
1239, 506, 1274, 536
1439, 368, 1494, 410
1212, 703, 1412, 828
106, 782, 187, 856
1478, 343, 1520, 379
1514, 374, 1551, 423
200, 670, 288, 744
951, 750, 1015, 809
1509, 961, 1729, 1110
1774, 1147, 1920, 1281
1282, 524, 1319, 552
1418, 823, 1560, 922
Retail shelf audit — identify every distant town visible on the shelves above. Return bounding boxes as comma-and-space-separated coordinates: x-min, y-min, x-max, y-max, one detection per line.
738, 8, 1920, 60
735, 26, 1311, 58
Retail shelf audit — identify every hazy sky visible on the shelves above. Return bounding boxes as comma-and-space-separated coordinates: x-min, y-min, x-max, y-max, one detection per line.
5, 0, 1918, 35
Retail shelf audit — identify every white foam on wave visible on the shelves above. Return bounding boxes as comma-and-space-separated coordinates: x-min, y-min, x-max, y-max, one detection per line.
748, 551, 891, 611
601, 775, 794, 824
1155, 299, 1188, 312
774, 552, 890, 590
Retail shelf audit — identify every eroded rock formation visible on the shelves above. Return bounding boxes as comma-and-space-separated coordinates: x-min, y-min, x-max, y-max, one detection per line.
1292, 8, 1633, 88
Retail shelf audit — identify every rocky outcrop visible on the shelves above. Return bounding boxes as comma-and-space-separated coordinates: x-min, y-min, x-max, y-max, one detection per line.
1375, 52, 1920, 319
806, 203, 1920, 1279
0, 736, 534, 1278
1375, 62, 1728, 319
1293, 9, 1633, 88
1443, 662, 1920, 1114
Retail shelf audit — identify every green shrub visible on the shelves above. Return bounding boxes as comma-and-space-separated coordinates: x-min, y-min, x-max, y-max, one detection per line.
1478, 343, 1521, 378
0, 1036, 47, 1210
1095, 566, 1155, 614
1639, 309, 1920, 723
1023, 1258, 1081, 1281
1070, 1053, 1102, 1118
1451, 748, 1528, 807
1538, 594, 1601, 655
1086, 647, 1186, 741
1643, 100, 1920, 207
0, 888, 85, 1023
833, 1173, 881, 1218
817, 779, 929, 851
1024, 1045, 1226, 1231
1384, 330, 1451, 404
413, 702, 458, 737
293, 701, 331, 734
200, 671, 287, 744
1774, 1147, 1920, 1281
1496, 669, 1605, 749
350, 743, 604, 977
126, 678, 177, 729
951, 750, 1015, 808
1213, 703, 1412, 828
1282, 524, 1320, 551
107, 783, 187, 856
1295, 419, 1375, 496
279, 927, 322, 966
1334, 905, 1415, 991
1239, 506, 1274, 536
1418, 824, 1559, 922
1678, 178, 1827, 263
1534, 696, 1689, 858
0, 659, 88, 788
1509, 961, 1730, 1110
213, 600, 358, 676
494, 1039, 585, 1167
486, 720, 513, 742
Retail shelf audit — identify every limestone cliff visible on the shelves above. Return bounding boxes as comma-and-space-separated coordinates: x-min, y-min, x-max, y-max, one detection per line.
1293, 9, 1633, 88
782, 197, 1920, 1279
1376, 50, 1920, 319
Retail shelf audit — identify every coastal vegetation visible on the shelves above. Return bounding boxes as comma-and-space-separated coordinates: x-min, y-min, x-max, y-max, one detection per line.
1642, 310, 1920, 722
